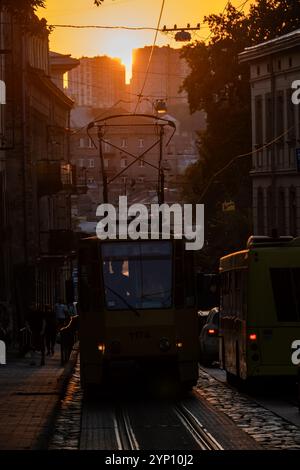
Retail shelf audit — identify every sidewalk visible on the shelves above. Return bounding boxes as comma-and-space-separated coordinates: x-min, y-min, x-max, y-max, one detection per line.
0, 345, 78, 450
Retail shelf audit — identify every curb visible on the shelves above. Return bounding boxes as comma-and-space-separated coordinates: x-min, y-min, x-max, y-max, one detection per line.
33, 342, 80, 450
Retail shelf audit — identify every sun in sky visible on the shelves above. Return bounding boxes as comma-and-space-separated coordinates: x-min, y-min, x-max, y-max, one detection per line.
38, 0, 251, 82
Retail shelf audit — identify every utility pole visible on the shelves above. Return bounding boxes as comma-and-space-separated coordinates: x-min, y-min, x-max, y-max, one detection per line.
97, 126, 108, 204
158, 125, 165, 204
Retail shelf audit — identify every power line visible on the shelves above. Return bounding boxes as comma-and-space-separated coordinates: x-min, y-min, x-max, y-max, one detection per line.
198, 127, 293, 202
61, 77, 187, 99
69, 99, 132, 136
51, 24, 161, 31
133, 0, 166, 114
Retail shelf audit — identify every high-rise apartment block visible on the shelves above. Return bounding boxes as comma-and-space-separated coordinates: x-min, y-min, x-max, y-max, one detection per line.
67, 56, 126, 108
130, 46, 189, 113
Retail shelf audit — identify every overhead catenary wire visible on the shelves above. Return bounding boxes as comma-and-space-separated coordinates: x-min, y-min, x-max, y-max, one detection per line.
133, 0, 166, 114
198, 127, 293, 202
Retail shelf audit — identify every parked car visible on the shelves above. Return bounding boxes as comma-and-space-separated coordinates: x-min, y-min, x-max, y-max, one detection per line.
197, 310, 210, 335
199, 307, 219, 366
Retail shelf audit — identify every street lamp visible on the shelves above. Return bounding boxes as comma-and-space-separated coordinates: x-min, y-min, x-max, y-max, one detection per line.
154, 100, 167, 114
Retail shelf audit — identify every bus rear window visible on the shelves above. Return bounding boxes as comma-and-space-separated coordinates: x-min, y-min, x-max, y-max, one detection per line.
270, 268, 300, 321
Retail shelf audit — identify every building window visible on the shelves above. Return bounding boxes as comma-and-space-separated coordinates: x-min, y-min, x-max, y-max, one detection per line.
104, 140, 111, 153
257, 65, 260, 76
79, 138, 85, 148
139, 159, 144, 167
276, 91, 284, 136
138, 139, 144, 148
121, 158, 127, 168
265, 93, 272, 142
88, 138, 94, 148
267, 187, 272, 235
289, 188, 297, 237
121, 138, 128, 148
267, 148, 272, 170
278, 188, 286, 235
255, 95, 263, 145
88, 159, 95, 168
286, 89, 295, 141
104, 159, 109, 168
289, 57, 293, 68
257, 188, 264, 235
78, 159, 84, 167
257, 151, 263, 168
278, 60, 281, 70
276, 146, 284, 168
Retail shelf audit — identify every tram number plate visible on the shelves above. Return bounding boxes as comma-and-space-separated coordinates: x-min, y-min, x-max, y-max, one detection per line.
129, 331, 151, 340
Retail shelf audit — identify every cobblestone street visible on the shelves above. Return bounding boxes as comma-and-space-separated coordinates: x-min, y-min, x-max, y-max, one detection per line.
196, 368, 300, 449
48, 359, 300, 450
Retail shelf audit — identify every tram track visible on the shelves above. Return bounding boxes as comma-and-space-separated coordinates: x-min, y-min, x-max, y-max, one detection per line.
115, 406, 140, 450
173, 403, 223, 450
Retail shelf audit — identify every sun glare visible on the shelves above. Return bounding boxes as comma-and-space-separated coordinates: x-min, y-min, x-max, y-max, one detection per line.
104, 30, 142, 83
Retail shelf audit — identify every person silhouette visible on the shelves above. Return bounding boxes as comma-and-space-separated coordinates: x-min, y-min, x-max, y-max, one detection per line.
105, 260, 132, 309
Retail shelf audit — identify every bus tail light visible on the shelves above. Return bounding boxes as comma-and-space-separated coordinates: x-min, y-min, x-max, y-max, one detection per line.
97, 343, 106, 353
249, 333, 257, 341
208, 329, 218, 336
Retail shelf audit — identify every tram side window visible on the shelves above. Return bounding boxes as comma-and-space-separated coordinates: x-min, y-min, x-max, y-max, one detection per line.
270, 268, 300, 321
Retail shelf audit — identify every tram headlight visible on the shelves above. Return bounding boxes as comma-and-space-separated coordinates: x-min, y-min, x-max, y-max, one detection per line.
159, 337, 171, 352
176, 341, 183, 349
97, 343, 106, 354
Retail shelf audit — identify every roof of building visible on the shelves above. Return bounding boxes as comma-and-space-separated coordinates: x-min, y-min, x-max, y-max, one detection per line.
49, 51, 79, 72
29, 66, 74, 108
239, 29, 300, 63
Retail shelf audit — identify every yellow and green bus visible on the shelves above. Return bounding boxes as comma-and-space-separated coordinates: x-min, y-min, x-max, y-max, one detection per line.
219, 236, 300, 384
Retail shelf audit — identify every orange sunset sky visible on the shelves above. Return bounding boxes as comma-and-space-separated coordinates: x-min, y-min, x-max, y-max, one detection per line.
37, 0, 252, 81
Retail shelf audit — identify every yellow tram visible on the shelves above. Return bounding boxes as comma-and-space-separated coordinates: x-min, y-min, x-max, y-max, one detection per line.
78, 236, 199, 392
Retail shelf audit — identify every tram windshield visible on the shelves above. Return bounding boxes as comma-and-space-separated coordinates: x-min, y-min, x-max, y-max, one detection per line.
101, 241, 172, 310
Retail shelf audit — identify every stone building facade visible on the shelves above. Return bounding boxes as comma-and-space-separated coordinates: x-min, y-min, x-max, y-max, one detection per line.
239, 30, 300, 236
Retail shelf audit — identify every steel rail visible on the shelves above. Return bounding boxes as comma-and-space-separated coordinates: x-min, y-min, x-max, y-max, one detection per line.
174, 404, 223, 450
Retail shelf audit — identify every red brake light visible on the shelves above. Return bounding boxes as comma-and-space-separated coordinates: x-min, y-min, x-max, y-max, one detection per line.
208, 329, 218, 335
249, 333, 257, 341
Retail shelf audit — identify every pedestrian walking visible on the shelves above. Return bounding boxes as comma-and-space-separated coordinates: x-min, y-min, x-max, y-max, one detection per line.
54, 299, 68, 330
44, 304, 56, 356
25, 303, 46, 366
